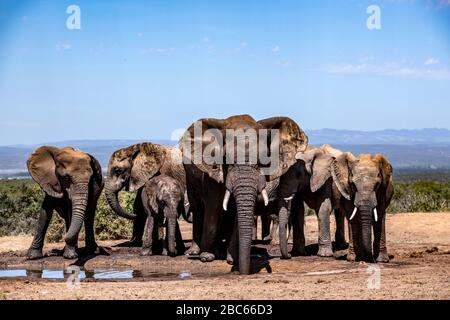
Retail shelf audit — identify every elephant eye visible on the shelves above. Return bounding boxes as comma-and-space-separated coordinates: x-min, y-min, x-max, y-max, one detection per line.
114, 167, 125, 175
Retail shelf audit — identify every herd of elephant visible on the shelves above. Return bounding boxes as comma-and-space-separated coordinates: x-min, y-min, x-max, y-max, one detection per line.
25, 115, 393, 275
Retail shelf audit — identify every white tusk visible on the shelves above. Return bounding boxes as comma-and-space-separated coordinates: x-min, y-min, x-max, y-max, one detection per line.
222, 190, 231, 211
284, 195, 294, 201
350, 207, 357, 220
373, 208, 378, 222
261, 189, 269, 206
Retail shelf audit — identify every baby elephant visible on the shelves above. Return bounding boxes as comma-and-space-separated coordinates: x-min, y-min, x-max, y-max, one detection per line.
27, 146, 103, 260
141, 175, 186, 257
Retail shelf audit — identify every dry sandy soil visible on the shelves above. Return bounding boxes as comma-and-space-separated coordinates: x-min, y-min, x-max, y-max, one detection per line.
0, 212, 449, 300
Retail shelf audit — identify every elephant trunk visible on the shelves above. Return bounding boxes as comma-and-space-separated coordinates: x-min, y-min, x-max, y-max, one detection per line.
360, 206, 374, 262
166, 209, 177, 257
278, 202, 291, 259
233, 179, 257, 275
105, 179, 136, 220
65, 183, 89, 244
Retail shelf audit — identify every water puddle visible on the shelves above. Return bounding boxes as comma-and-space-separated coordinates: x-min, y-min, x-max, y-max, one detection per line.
0, 268, 210, 281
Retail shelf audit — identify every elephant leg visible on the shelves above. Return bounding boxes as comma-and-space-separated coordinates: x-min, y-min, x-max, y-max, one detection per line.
227, 217, 239, 266
175, 221, 185, 255
317, 199, 333, 257
374, 212, 389, 263
84, 193, 99, 254
199, 201, 222, 262
252, 216, 258, 241
27, 196, 54, 260
141, 214, 154, 256
261, 213, 271, 241
186, 204, 203, 256
334, 209, 348, 250
347, 222, 356, 262
291, 196, 306, 256
268, 214, 279, 244
129, 190, 146, 247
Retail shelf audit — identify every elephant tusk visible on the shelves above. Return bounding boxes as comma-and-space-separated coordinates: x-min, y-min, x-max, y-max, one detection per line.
222, 190, 231, 211
350, 207, 357, 220
373, 208, 378, 222
261, 189, 269, 206
284, 195, 294, 201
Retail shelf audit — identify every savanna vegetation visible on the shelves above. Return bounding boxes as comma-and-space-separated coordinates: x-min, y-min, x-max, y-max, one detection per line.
0, 172, 449, 241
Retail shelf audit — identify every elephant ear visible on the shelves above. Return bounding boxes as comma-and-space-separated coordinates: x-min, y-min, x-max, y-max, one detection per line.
374, 154, 394, 203
258, 117, 309, 180
88, 154, 104, 187
179, 118, 226, 183
331, 152, 356, 200
296, 148, 333, 193
27, 146, 63, 198
129, 143, 165, 192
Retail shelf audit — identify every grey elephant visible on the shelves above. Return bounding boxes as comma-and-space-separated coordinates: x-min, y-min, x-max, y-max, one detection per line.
141, 175, 186, 257
331, 153, 394, 262
277, 145, 347, 259
180, 114, 308, 275
104, 142, 186, 247
26, 146, 103, 260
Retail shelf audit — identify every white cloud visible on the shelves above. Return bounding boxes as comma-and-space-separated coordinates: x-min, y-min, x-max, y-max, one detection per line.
272, 45, 280, 53
55, 41, 72, 51
320, 61, 450, 80
424, 58, 439, 65
276, 59, 291, 68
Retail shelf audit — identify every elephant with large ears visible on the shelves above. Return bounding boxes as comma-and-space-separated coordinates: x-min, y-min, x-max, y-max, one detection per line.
331, 153, 394, 263
27, 146, 103, 260
141, 175, 186, 257
277, 144, 347, 259
180, 115, 308, 275
104, 142, 186, 247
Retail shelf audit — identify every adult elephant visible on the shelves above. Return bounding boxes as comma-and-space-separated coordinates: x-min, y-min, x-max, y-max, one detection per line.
277, 145, 347, 259
180, 115, 308, 275
331, 153, 394, 262
104, 142, 186, 246
27, 146, 103, 260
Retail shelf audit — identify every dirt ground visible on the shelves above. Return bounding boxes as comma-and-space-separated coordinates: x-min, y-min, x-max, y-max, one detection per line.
0, 212, 449, 300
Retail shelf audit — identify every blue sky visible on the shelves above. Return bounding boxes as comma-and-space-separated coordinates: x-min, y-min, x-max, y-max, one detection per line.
0, 0, 449, 145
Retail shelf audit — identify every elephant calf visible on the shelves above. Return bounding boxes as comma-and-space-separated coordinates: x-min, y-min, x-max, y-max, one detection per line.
26, 146, 103, 260
277, 145, 347, 259
141, 175, 186, 257
332, 152, 394, 262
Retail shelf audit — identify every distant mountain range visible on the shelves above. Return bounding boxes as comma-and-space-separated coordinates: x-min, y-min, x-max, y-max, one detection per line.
307, 128, 450, 145
1, 129, 450, 178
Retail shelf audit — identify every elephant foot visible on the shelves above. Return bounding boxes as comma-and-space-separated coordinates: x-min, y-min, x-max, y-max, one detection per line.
347, 251, 356, 262
186, 242, 200, 256
226, 251, 235, 265
140, 248, 152, 256
290, 246, 307, 257
27, 248, 43, 260
280, 253, 292, 260
84, 243, 98, 255
317, 245, 334, 257
167, 250, 177, 258
271, 238, 280, 245
334, 241, 349, 251
128, 239, 143, 247
376, 253, 390, 263
200, 252, 215, 262
63, 246, 78, 259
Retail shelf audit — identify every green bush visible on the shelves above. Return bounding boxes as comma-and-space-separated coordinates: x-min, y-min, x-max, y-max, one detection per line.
0, 180, 134, 241
389, 181, 450, 213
